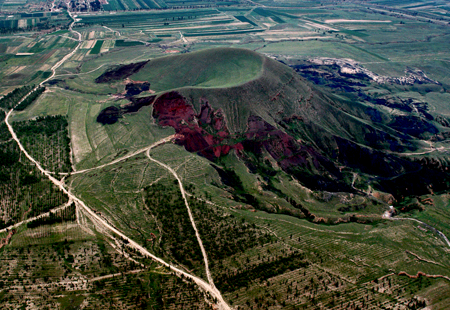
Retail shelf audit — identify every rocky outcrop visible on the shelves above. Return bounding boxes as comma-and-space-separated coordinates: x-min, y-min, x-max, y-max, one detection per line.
95, 60, 149, 83
97, 106, 120, 125
308, 58, 440, 85
152, 91, 243, 160
97, 95, 155, 125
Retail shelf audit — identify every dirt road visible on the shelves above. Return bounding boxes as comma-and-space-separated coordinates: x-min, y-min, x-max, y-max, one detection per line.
3, 12, 230, 309
388, 216, 450, 248
6, 109, 230, 309
71, 135, 176, 174
145, 148, 217, 289
0, 199, 73, 234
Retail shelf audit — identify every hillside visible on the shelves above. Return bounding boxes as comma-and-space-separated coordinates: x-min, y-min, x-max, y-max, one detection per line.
94, 47, 450, 205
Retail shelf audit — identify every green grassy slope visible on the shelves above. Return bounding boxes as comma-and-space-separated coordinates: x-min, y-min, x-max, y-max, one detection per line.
132, 48, 264, 91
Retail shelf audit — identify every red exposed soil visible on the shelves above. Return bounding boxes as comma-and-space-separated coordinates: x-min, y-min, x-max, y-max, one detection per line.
152, 92, 243, 160
398, 271, 450, 282
245, 115, 341, 180
419, 197, 434, 206
0, 229, 15, 250
152, 92, 349, 192
246, 115, 321, 169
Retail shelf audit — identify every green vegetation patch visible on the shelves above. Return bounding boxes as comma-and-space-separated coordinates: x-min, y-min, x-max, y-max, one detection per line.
15, 86, 45, 111
254, 7, 286, 23
189, 190, 271, 263
27, 202, 76, 229
90, 40, 104, 54
339, 29, 369, 38
79, 9, 217, 26
0, 85, 33, 110
114, 39, 145, 47
143, 181, 204, 273
0, 138, 68, 229
13, 115, 72, 174
216, 250, 307, 292
50, 29, 69, 35
57, 292, 85, 310
234, 15, 258, 27
130, 47, 264, 91
42, 71, 52, 79
0, 220, 211, 309
352, 45, 389, 61
183, 29, 265, 37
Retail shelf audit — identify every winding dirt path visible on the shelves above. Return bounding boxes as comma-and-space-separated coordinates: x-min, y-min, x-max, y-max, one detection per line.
145, 148, 217, 289
389, 217, 450, 248
398, 271, 450, 282
3, 13, 230, 309
45, 12, 82, 83
2, 10, 78, 178
103, 25, 121, 36
53, 63, 109, 78
5, 110, 230, 309
0, 199, 73, 234
71, 135, 176, 174
179, 31, 188, 43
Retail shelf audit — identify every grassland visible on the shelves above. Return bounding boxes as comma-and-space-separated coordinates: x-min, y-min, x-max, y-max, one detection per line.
59, 47, 265, 97
133, 48, 264, 90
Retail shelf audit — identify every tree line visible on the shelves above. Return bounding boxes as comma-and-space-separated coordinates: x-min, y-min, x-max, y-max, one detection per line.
27, 202, 76, 229
0, 85, 33, 110
15, 86, 45, 111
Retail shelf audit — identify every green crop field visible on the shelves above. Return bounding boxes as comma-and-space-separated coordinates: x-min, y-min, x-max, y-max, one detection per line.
78, 9, 219, 26
90, 40, 103, 54
234, 15, 258, 27
114, 39, 145, 47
